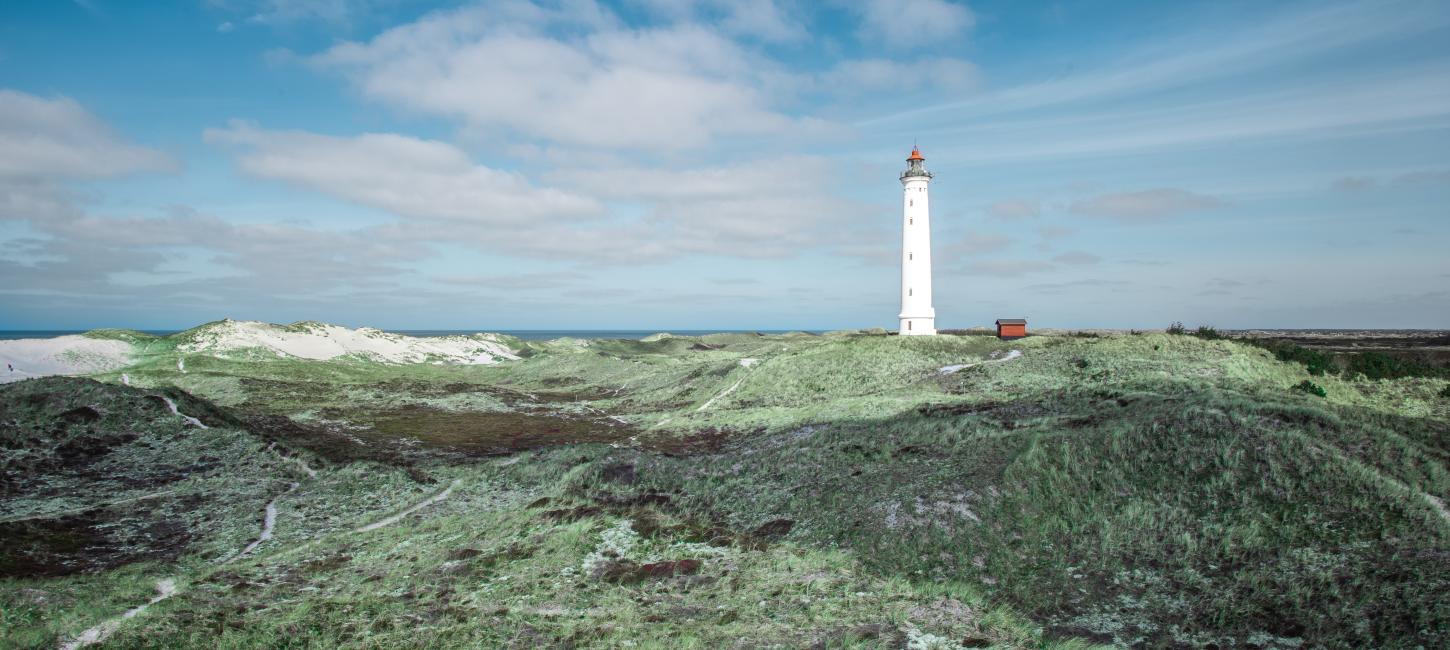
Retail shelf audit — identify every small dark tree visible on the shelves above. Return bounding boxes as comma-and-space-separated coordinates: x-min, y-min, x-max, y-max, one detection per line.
1293, 380, 1327, 398
1166, 322, 1187, 335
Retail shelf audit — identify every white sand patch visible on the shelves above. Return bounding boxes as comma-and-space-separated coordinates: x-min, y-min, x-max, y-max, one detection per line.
739, 358, 759, 367
0, 336, 132, 384
938, 349, 1022, 375
178, 320, 518, 365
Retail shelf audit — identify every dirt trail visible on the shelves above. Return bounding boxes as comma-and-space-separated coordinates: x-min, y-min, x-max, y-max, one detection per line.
1424, 494, 1450, 525
59, 401, 309, 649
61, 401, 459, 648
240, 482, 299, 557
266, 442, 318, 479
59, 579, 177, 650
938, 349, 1022, 375
355, 479, 461, 532
696, 357, 761, 413
159, 396, 208, 429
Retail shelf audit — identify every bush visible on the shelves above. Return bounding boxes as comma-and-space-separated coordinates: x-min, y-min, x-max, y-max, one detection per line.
1166, 322, 1187, 335
1342, 351, 1450, 380
1193, 325, 1224, 340
1439, 384, 1450, 399
1248, 339, 1336, 376
1293, 380, 1327, 398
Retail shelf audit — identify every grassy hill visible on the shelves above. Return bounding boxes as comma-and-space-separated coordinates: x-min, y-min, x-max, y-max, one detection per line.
2, 327, 1447, 648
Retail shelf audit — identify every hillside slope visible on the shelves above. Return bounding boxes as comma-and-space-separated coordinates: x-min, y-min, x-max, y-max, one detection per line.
2, 328, 1447, 648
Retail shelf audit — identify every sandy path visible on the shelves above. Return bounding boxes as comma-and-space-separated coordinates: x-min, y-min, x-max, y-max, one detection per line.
240, 482, 299, 556
60, 401, 302, 648
1424, 494, 1450, 525
265, 442, 319, 479
938, 349, 1022, 375
176, 358, 185, 373
60, 472, 457, 648
121, 374, 130, 386
61, 401, 459, 648
696, 377, 746, 412
159, 396, 208, 429
695, 358, 761, 413
355, 479, 461, 532
59, 579, 177, 650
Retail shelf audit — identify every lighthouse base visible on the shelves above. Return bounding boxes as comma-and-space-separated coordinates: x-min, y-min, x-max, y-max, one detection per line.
899, 318, 936, 336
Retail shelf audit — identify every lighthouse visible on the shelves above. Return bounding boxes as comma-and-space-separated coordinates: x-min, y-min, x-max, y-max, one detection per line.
899, 147, 936, 335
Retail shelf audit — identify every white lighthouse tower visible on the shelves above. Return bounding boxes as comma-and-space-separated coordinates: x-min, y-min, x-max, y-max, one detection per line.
898, 147, 936, 335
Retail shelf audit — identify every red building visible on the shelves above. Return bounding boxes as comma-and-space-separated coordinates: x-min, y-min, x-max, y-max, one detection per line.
996, 318, 1027, 340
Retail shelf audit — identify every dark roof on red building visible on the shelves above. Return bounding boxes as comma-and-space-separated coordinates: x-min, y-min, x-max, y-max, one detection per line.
995, 319, 1027, 325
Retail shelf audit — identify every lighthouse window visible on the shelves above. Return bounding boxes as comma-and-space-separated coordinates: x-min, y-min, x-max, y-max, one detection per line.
909, 253, 913, 260
909, 200, 913, 206
909, 288, 913, 296
909, 218, 913, 225
908, 321, 912, 331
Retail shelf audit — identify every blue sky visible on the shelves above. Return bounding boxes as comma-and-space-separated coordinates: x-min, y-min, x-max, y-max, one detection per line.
1, 0, 1447, 330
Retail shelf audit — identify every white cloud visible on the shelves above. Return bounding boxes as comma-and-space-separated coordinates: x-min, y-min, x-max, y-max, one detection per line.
855, 0, 975, 48
309, 4, 815, 150
0, 90, 174, 179
1069, 188, 1222, 221
204, 121, 601, 224
551, 156, 870, 257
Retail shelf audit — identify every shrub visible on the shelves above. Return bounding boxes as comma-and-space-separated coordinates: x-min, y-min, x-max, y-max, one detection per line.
1293, 380, 1327, 398
1166, 322, 1187, 335
1342, 351, 1450, 380
1440, 384, 1450, 399
1248, 339, 1336, 376
1193, 325, 1224, 340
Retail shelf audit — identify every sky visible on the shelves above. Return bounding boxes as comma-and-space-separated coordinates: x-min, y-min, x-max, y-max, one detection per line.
1, 0, 1447, 331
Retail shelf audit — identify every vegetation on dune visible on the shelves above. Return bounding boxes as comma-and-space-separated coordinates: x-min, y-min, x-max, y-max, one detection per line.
2, 326, 1448, 648
1166, 321, 1450, 380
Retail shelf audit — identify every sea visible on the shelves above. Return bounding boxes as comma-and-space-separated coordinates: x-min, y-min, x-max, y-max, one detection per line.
0, 329, 823, 342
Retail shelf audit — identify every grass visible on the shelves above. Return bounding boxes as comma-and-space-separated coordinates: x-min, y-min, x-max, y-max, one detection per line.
2, 325, 1448, 648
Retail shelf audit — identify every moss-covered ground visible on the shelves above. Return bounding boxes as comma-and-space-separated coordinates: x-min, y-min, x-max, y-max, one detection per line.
2, 328, 1447, 648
